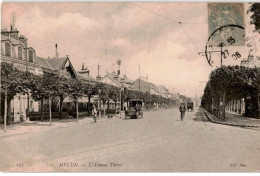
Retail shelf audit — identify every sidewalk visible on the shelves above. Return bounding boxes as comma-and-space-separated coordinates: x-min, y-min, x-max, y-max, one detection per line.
0, 115, 114, 138
202, 108, 260, 128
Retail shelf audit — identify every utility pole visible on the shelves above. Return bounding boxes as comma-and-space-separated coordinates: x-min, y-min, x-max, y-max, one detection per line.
55, 43, 58, 58
12, 12, 15, 30
139, 64, 140, 92
97, 64, 100, 81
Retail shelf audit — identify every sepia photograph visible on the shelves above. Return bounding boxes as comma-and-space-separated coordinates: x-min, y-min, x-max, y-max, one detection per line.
0, 1, 260, 172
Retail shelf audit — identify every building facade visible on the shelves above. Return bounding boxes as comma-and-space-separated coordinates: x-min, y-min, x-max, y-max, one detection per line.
1, 28, 43, 122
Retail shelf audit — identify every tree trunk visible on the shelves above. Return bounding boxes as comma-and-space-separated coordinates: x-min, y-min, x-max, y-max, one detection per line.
7, 98, 12, 125
240, 99, 242, 114
88, 95, 91, 103
114, 101, 117, 114
258, 94, 260, 119
49, 94, 52, 125
41, 97, 44, 121
59, 95, 64, 119
107, 100, 110, 110
103, 101, 106, 117
222, 90, 226, 121
76, 100, 79, 122
27, 91, 30, 121
4, 89, 7, 132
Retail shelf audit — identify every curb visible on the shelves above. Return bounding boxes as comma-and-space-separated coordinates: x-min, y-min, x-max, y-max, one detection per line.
201, 108, 260, 128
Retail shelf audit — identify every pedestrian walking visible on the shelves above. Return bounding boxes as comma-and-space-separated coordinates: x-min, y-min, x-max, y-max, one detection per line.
179, 103, 186, 121
92, 105, 97, 123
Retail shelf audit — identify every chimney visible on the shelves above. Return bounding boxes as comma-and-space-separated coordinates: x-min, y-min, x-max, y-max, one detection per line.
82, 63, 85, 70
19, 35, 27, 45
55, 43, 58, 58
116, 59, 122, 76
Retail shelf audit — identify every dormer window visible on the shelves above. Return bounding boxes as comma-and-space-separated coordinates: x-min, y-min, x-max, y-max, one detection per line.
5, 42, 11, 57
29, 50, 33, 62
18, 46, 23, 60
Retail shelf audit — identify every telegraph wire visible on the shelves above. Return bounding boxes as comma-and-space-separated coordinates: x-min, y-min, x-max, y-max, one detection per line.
128, 2, 201, 54
128, 2, 180, 24
179, 22, 200, 51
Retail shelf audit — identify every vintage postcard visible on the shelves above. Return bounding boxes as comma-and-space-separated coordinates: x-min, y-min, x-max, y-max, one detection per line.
1, 1, 260, 173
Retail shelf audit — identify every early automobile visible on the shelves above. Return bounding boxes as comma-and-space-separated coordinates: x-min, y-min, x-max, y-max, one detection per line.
187, 101, 194, 111
125, 99, 143, 119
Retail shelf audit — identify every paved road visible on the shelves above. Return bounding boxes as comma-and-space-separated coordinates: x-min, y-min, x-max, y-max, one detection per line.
1, 107, 260, 172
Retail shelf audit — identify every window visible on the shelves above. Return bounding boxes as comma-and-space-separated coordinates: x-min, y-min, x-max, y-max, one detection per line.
5, 43, 11, 57
29, 50, 33, 62
18, 47, 23, 60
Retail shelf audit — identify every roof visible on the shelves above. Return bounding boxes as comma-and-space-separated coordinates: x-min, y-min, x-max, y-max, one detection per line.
101, 72, 121, 86
78, 72, 96, 82
36, 56, 53, 70
36, 56, 78, 77
46, 57, 67, 70
1, 35, 25, 47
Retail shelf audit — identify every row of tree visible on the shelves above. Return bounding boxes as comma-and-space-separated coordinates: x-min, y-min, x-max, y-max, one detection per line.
1, 62, 176, 128
201, 65, 260, 120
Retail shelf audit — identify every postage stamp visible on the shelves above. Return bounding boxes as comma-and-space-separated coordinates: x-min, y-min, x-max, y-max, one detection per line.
208, 3, 245, 46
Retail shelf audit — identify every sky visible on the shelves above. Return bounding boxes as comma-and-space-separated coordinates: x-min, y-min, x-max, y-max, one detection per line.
1, 2, 257, 98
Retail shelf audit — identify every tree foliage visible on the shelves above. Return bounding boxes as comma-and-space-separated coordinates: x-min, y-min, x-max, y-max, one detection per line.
201, 66, 260, 118
248, 3, 260, 33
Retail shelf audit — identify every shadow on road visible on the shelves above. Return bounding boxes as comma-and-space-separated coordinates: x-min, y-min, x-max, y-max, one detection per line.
192, 110, 208, 122
15, 123, 51, 127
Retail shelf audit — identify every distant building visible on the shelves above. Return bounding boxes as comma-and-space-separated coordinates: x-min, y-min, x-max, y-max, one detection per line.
99, 71, 134, 89
100, 71, 121, 87
158, 85, 171, 98
240, 53, 260, 68
132, 78, 173, 98
133, 78, 150, 93
77, 63, 96, 83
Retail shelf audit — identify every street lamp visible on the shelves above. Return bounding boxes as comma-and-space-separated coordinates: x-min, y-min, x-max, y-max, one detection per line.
98, 89, 101, 119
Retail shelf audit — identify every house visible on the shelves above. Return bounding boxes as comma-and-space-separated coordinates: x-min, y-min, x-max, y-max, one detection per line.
121, 74, 134, 90
77, 63, 96, 84
36, 55, 77, 78
100, 71, 121, 87
1, 25, 82, 121
1, 27, 43, 122
132, 78, 150, 93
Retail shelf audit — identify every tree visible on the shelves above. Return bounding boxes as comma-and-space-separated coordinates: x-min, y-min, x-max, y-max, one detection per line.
68, 79, 85, 121
57, 76, 70, 119
202, 66, 260, 119
1, 62, 25, 130
30, 75, 48, 121
19, 70, 37, 120
108, 86, 120, 113
100, 84, 111, 116
93, 82, 109, 116
41, 72, 59, 125
248, 3, 260, 33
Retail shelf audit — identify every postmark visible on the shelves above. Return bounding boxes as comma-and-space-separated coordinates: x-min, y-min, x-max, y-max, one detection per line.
208, 3, 245, 46
205, 24, 246, 67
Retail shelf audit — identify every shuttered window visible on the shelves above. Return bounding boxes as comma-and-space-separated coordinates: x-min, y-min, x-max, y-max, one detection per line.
29, 50, 33, 62
5, 43, 11, 57
18, 47, 23, 59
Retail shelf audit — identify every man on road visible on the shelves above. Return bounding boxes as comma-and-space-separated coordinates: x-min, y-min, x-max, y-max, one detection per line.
92, 105, 97, 123
179, 103, 186, 121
